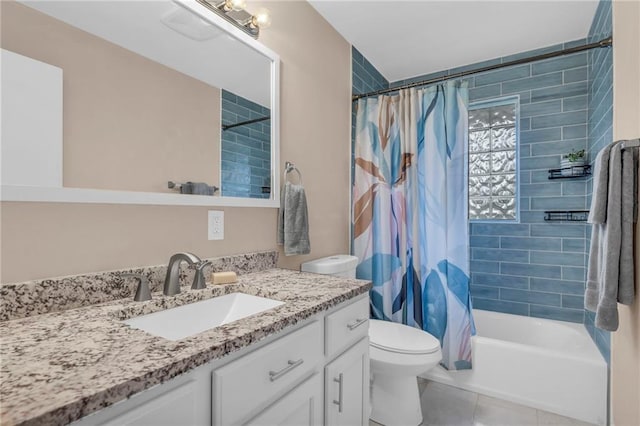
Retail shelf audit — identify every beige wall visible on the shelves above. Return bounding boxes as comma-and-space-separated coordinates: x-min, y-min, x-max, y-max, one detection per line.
611, 1, 640, 425
254, 0, 352, 270
0, 1, 351, 283
1, 2, 220, 193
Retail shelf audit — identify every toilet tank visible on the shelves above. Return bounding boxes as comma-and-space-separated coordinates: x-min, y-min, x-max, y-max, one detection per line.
300, 255, 359, 278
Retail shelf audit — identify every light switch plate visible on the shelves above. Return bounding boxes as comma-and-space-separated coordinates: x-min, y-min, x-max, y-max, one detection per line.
208, 210, 224, 240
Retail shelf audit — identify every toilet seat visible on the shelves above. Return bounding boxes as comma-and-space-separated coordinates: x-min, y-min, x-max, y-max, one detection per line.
369, 319, 440, 355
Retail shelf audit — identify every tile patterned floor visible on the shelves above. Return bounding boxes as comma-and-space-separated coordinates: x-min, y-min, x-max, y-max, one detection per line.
370, 379, 596, 426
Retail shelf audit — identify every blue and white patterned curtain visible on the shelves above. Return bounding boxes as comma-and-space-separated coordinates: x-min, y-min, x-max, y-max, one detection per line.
353, 82, 475, 370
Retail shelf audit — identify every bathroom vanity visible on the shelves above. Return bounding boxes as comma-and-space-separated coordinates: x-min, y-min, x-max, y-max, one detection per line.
0, 265, 371, 426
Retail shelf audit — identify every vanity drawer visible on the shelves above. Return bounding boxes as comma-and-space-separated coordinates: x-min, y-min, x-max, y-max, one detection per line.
212, 320, 322, 426
325, 296, 369, 359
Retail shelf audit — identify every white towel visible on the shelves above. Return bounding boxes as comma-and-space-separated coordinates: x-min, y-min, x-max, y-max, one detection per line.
277, 182, 310, 256
585, 140, 638, 331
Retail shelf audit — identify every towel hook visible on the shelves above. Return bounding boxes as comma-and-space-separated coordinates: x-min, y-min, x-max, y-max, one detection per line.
284, 161, 303, 184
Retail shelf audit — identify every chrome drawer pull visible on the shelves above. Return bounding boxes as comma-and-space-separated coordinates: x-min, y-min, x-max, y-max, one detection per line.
347, 318, 368, 331
269, 359, 304, 382
333, 373, 343, 413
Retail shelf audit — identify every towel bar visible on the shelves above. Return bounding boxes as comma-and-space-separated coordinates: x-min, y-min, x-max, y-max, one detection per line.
284, 161, 303, 184
620, 139, 640, 150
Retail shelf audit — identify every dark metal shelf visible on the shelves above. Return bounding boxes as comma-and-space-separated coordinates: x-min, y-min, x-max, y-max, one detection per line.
548, 164, 591, 179
544, 210, 590, 222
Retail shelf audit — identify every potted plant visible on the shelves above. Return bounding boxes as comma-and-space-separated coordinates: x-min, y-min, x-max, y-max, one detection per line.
560, 149, 586, 176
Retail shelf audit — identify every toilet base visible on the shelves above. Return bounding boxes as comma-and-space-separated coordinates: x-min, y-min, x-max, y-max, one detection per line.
370, 373, 422, 426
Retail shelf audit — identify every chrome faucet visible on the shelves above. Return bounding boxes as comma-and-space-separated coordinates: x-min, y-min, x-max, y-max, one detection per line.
163, 252, 202, 296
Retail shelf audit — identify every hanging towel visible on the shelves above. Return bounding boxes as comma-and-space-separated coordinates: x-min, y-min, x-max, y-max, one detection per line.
585, 142, 618, 319
585, 141, 638, 331
618, 144, 638, 304
587, 142, 618, 224
277, 182, 310, 256
180, 182, 216, 195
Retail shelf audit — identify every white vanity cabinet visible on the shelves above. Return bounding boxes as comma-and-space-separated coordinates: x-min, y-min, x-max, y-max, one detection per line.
324, 297, 370, 426
246, 373, 323, 425
72, 294, 369, 426
211, 320, 323, 425
94, 380, 200, 426
72, 366, 212, 426
324, 339, 369, 426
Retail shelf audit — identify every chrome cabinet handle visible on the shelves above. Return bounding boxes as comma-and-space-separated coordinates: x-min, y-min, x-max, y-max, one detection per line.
333, 373, 344, 413
347, 318, 368, 331
269, 359, 304, 382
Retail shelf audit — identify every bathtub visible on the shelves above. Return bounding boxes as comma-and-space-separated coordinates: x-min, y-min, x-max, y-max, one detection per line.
423, 309, 607, 425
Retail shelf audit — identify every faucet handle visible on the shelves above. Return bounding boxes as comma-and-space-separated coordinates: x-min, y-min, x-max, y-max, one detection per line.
192, 260, 211, 290
121, 273, 152, 302
195, 260, 211, 270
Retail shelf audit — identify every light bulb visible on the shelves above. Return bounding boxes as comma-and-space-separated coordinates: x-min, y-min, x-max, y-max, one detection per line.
252, 8, 271, 29
225, 0, 246, 11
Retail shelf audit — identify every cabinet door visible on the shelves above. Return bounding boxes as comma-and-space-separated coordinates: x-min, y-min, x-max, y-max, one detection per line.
99, 380, 198, 426
325, 338, 369, 426
245, 373, 322, 426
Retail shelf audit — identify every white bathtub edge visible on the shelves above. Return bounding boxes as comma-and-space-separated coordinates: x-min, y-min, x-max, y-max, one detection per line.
421, 367, 604, 425
419, 309, 607, 426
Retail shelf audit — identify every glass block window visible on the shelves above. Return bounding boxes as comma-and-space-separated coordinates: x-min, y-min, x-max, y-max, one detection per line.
468, 100, 518, 220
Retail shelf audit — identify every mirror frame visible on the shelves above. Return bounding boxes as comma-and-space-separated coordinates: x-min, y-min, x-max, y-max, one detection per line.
0, 0, 281, 208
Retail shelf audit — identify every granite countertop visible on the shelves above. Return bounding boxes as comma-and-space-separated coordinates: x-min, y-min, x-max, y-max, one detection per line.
0, 269, 371, 426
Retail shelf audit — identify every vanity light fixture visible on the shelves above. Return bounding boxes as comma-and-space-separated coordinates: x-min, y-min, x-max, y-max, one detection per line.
196, 0, 271, 39
218, 0, 246, 12
249, 8, 272, 30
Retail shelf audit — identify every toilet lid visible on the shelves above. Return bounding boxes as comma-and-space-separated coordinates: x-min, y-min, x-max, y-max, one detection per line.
369, 319, 441, 355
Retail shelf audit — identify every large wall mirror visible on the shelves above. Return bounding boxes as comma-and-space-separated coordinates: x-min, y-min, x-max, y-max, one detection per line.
0, 0, 280, 207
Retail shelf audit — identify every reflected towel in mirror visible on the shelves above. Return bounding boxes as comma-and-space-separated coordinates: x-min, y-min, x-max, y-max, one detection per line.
180, 182, 217, 195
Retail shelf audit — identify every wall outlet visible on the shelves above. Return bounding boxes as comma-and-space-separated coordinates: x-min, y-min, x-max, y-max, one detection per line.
208, 210, 224, 240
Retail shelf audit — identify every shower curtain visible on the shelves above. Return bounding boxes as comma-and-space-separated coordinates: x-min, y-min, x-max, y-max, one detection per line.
353, 82, 475, 370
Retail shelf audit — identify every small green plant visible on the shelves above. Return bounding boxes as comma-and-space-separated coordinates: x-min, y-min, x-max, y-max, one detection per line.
562, 149, 586, 162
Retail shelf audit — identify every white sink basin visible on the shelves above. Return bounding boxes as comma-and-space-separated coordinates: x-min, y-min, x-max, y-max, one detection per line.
123, 292, 284, 341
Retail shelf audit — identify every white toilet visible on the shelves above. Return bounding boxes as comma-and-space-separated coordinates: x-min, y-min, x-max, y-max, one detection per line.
369, 319, 442, 426
300, 254, 358, 278
301, 255, 443, 426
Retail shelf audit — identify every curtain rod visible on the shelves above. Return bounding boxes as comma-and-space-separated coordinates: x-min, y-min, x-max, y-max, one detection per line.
222, 115, 270, 131
352, 36, 612, 101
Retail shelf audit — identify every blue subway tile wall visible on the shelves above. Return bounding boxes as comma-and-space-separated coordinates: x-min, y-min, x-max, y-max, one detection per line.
351, 35, 615, 335
352, 46, 389, 142
351, 46, 389, 185
585, 0, 613, 363
352, 47, 389, 96
351, 47, 390, 244
220, 90, 271, 199
391, 39, 591, 324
